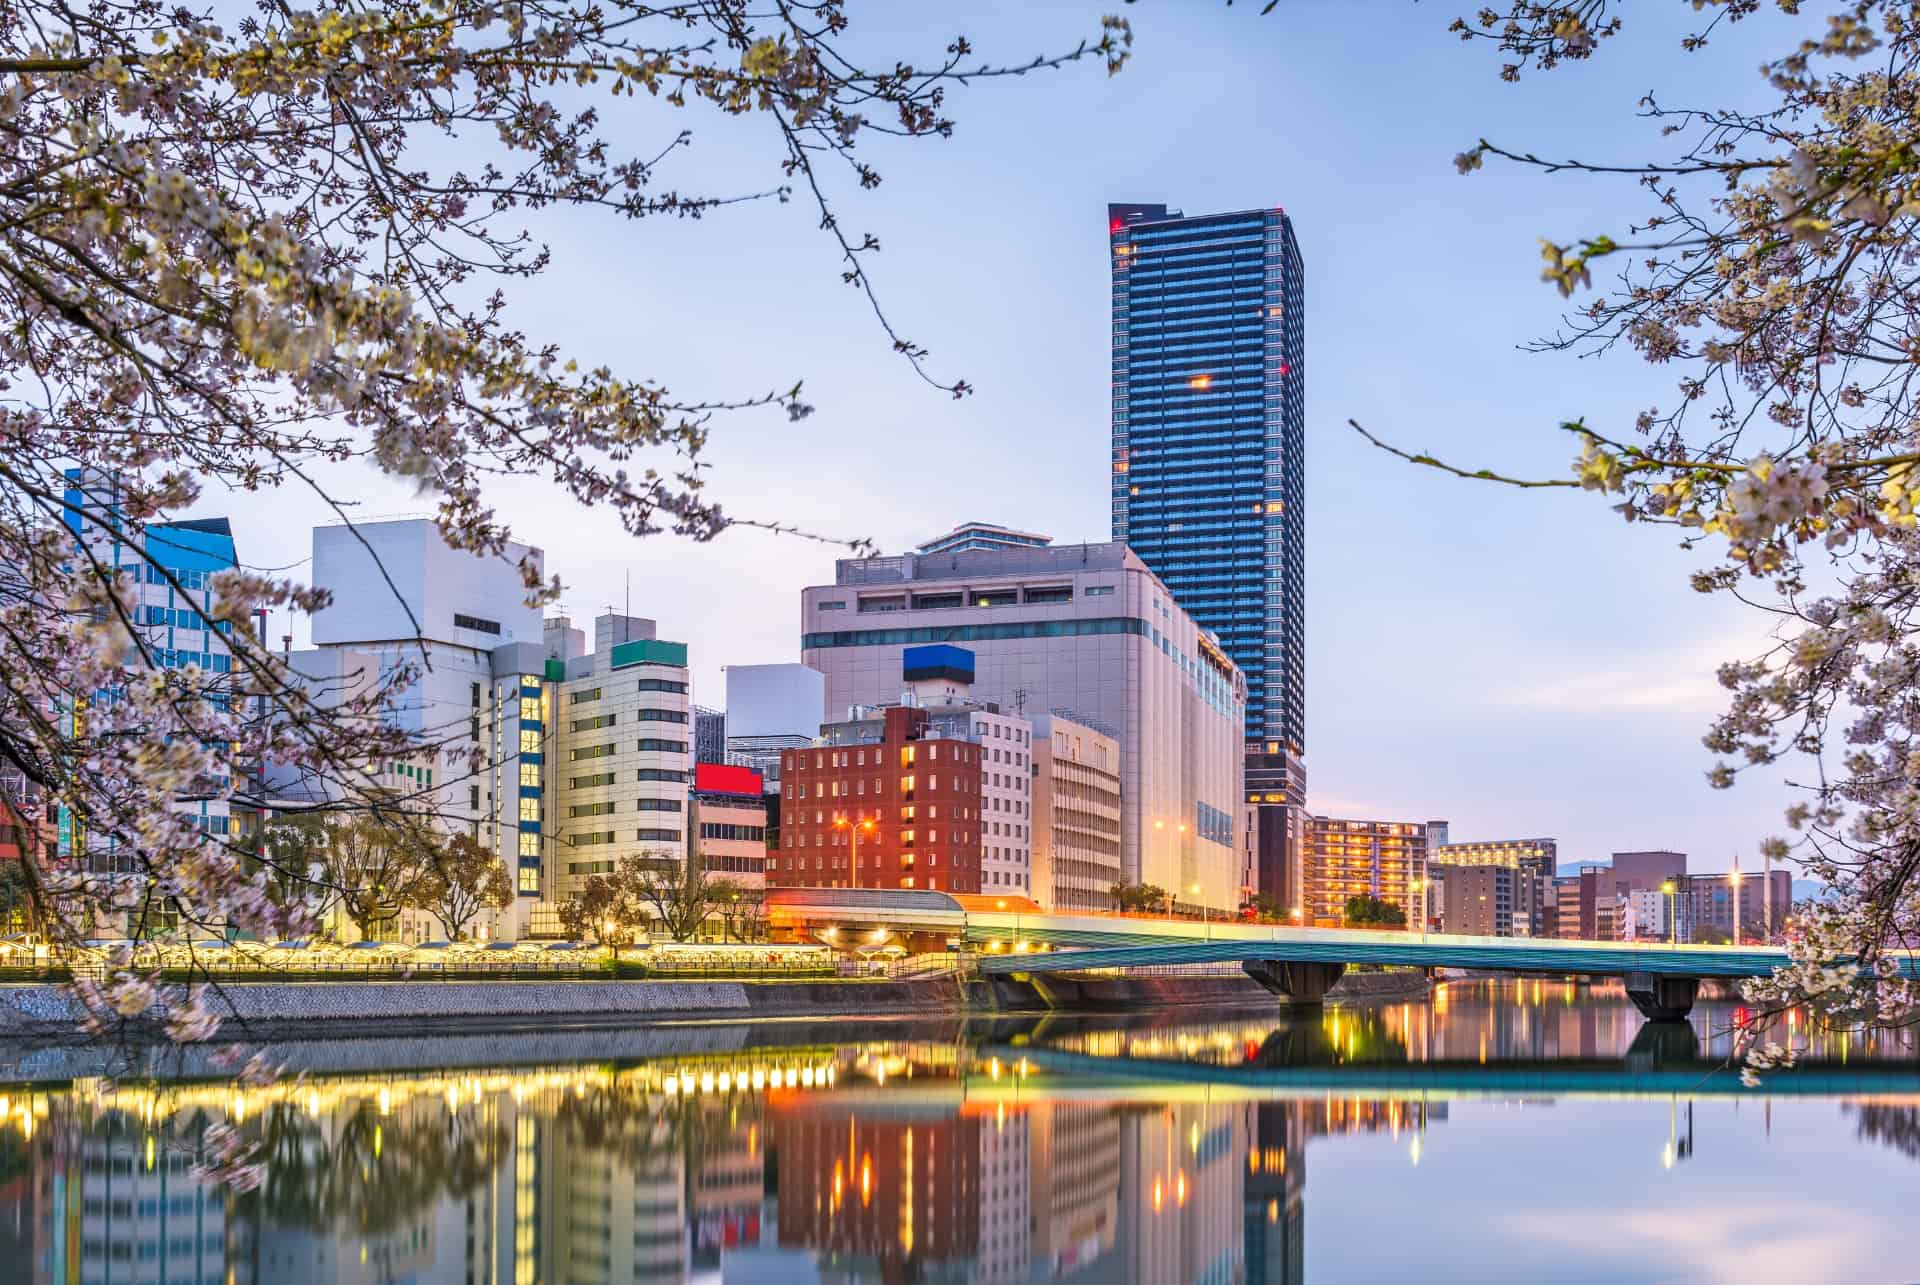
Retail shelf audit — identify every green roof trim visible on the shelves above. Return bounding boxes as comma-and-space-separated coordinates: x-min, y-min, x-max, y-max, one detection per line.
544, 658, 567, 683
611, 639, 687, 670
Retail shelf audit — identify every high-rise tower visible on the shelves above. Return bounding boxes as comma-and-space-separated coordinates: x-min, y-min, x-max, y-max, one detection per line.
1109, 202, 1305, 908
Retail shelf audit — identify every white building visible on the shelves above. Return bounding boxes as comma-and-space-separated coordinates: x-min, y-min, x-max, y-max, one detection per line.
544, 613, 693, 911
1031, 713, 1123, 912
311, 518, 554, 939
722, 662, 825, 783
801, 540, 1245, 913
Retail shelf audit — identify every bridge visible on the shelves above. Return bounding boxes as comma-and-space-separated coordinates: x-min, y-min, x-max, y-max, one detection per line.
765, 890, 1920, 1022
962, 909, 1920, 1020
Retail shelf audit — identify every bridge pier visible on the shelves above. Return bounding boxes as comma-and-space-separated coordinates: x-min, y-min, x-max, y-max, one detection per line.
1623, 972, 1699, 1022
1243, 959, 1347, 1007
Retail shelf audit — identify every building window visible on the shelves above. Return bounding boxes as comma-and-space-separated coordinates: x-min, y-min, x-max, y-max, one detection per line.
570, 743, 615, 761
1084, 585, 1115, 597
572, 714, 616, 733
519, 832, 540, 857
520, 798, 540, 822
520, 762, 541, 788
454, 613, 502, 635
636, 738, 688, 754
519, 696, 541, 723
636, 768, 687, 782
519, 728, 542, 756
569, 688, 602, 704
635, 708, 688, 724
637, 828, 680, 842
635, 798, 684, 812
636, 679, 688, 694
571, 772, 616, 789
570, 802, 615, 818
818, 600, 847, 611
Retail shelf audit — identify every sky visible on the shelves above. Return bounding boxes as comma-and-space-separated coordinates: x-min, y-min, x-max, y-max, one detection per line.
198, 3, 1815, 874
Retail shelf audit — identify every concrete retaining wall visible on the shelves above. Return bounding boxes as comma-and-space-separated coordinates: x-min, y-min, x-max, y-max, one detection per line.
0, 968, 1428, 1042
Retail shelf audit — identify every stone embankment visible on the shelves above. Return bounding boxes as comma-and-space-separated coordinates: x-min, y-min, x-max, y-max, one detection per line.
0, 969, 1430, 1040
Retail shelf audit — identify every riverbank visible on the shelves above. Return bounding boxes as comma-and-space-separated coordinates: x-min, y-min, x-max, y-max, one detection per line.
0, 968, 1429, 1042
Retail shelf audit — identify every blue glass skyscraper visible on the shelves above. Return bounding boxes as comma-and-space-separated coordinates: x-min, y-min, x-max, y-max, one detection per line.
1109, 203, 1305, 904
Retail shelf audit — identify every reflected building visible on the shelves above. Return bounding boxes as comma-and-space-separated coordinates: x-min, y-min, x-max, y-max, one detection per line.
769, 1103, 981, 1284
1029, 1102, 1121, 1277
1113, 1102, 1247, 1285
1242, 1103, 1304, 1285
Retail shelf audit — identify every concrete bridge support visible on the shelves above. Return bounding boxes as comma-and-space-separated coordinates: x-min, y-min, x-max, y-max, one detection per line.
1243, 959, 1347, 1007
1624, 972, 1699, 1022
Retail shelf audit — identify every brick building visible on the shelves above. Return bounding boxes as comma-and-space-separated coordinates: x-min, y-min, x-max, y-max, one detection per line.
771, 705, 984, 893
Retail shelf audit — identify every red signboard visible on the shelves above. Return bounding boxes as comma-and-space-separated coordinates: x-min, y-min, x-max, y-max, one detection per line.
695, 763, 764, 797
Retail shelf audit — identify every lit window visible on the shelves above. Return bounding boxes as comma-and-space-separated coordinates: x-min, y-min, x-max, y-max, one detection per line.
519, 729, 541, 755
518, 867, 539, 893
519, 833, 539, 857
520, 763, 540, 788
519, 798, 540, 823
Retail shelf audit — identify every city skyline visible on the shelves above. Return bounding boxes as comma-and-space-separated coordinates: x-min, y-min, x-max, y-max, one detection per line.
163, 5, 1793, 873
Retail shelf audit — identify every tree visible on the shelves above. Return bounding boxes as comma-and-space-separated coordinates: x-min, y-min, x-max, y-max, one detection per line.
714, 881, 764, 943
1343, 894, 1405, 929
413, 832, 514, 940
1244, 893, 1289, 923
557, 855, 654, 955
256, 814, 331, 922
1110, 882, 1170, 914
0, 0, 1130, 1038
634, 852, 722, 943
316, 815, 433, 940
1329, 3, 1920, 1053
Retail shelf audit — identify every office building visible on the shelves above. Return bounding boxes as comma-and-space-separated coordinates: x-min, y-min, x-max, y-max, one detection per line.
1683, 869, 1792, 943
544, 616, 692, 906
1439, 863, 1541, 938
1431, 837, 1557, 937
690, 763, 769, 889
1301, 816, 1428, 927
693, 704, 726, 764
917, 521, 1053, 556
1109, 201, 1306, 914
722, 662, 826, 784
801, 540, 1245, 912
1031, 712, 1124, 911
59, 474, 246, 877
311, 518, 553, 937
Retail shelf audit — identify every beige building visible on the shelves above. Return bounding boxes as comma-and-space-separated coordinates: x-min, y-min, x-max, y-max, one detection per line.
542, 614, 692, 911
689, 763, 769, 889
1031, 713, 1124, 911
1301, 816, 1429, 927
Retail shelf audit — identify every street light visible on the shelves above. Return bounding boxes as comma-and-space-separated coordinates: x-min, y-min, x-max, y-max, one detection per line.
1191, 883, 1208, 940
1409, 877, 1427, 944
833, 814, 878, 890
1730, 856, 1742, 946
1660, 881, 1677, 946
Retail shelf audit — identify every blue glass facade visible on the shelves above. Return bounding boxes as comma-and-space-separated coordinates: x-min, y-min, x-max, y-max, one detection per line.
1109, 203, 1304, 755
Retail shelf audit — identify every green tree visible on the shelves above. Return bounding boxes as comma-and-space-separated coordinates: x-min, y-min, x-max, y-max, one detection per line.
1110, 882, 1170, 914
1344, 895, 1406, 929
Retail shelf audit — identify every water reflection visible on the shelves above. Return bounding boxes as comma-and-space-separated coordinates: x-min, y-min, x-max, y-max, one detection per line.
0, 981, 1915, 1284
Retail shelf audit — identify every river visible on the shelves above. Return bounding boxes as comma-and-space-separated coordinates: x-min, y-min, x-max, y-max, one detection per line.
1, 979, 1915, 1283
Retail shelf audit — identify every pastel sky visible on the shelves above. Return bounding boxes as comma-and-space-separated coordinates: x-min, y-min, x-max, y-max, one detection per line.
202, 4, 1814, 874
